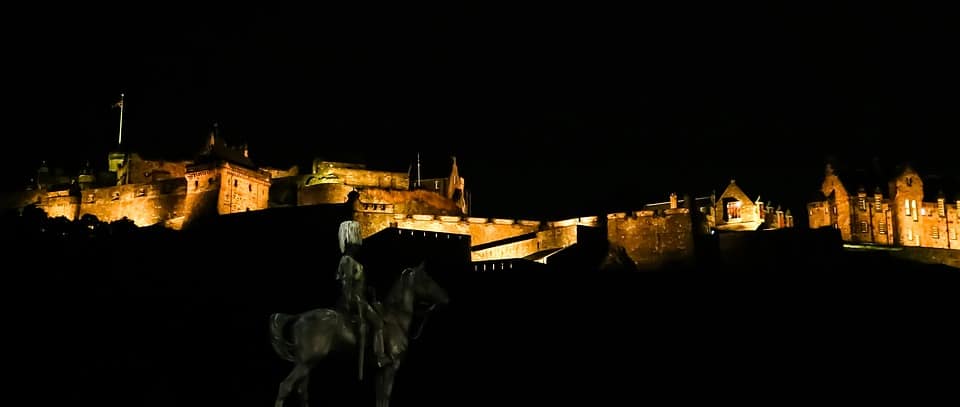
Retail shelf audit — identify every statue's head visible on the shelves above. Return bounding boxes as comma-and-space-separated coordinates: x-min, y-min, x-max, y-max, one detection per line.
339, 221, 362, 254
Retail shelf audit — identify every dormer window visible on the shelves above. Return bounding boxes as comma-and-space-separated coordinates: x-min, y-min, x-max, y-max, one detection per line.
874, 195, 882, 211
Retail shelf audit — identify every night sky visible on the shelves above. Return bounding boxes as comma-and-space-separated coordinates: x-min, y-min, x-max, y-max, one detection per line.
5, 4, 960, 219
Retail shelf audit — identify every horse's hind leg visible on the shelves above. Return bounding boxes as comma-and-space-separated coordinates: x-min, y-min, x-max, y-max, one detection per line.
276, 364, 309, 407
297, 373, 310, 407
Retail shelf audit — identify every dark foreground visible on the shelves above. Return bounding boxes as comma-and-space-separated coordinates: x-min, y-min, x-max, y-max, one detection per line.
5, 231, 959, 406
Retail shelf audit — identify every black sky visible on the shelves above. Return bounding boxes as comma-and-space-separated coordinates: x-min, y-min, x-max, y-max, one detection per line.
4, 4, 960, 219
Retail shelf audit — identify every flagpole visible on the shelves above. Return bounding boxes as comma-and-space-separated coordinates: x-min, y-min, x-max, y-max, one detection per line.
117, 93, 124, 145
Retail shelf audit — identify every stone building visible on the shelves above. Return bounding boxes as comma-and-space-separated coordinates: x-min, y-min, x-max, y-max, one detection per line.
808, 161, 959, 249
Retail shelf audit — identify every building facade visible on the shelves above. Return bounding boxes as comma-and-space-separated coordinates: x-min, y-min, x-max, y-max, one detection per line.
808, 163, 959, 249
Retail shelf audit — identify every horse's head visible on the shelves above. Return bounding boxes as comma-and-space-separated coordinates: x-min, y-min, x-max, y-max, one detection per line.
408, 262, 449, 308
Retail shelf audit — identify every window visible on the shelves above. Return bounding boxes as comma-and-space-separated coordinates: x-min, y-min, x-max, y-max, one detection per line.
906, 177, 913, 186
858, 197, 866, 211
905, 200, 911, 216
932, 226, 939, 240
878, 222, 886, 234
875, 196, 882, 211
727, 201, 741, 220
907, 228, 913, 241
234, 179, 238, 187
194, 180, 199, 189
912, 200, 918, 222
938, 199, 946, 217
249, 184, 253, 192
860, 221, 868, 233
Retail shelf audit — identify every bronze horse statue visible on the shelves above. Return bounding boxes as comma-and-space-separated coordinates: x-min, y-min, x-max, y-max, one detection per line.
269, 263, 450, 407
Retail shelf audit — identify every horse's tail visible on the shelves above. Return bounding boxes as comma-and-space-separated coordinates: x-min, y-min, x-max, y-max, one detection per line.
269, 313, 298, 362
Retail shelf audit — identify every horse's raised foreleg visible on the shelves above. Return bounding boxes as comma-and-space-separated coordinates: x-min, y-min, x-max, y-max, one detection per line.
375, 361, 400, 407
276, 363, 309, 407
297, 372, 310, 407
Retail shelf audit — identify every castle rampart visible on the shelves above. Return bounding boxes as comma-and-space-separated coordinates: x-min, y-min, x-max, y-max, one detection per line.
607, 208, 694, 269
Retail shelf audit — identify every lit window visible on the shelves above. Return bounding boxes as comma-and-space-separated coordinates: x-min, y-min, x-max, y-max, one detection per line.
860, 221, 868, 233
912, 200, 918, 221
879, 222, 886, 234
907, 228, 913, 241
920, 207, 927, 216
858, 197, 866, 211
875, 196, 882, 211
938, 199, 946, 217
932, 226, 939, 240
905, 200, 911, 216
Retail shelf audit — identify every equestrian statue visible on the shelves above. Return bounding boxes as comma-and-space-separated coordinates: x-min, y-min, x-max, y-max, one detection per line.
270, 221, 450, 407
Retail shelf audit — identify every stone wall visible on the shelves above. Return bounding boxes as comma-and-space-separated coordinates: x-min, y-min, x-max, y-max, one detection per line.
218, 164, 270, 214
77, 179, 187, 227
471, 225, 580, 261
821, 173, 852, 241
39, 190, 79, 220
300, 183, 464, 215
122, 154, 189, 184
607, 208, 694, 269
351, 211, 542, 245
309, 162, 409, 189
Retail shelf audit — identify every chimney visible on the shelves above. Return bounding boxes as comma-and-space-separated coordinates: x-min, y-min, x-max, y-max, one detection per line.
669, 193, 678, 209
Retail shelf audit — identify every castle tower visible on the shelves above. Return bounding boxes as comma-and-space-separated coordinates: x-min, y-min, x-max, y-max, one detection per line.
182, 125, 271, 227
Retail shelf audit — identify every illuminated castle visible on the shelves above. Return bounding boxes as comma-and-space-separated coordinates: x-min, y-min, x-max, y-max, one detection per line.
1, 125, 796, 270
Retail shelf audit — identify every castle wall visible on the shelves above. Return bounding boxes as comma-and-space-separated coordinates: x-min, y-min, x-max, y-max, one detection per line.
471, 225, 580, 262
299, 183, 464, 215
351, 211, 541, 246
77, 179, 187, 227
607, 208, 694, 269
308, 163, 409, 189
123, 154, 189, 184
38, 190, 79, 220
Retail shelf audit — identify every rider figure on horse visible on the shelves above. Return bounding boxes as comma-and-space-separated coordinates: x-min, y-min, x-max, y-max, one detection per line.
337, 220, 391, 369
